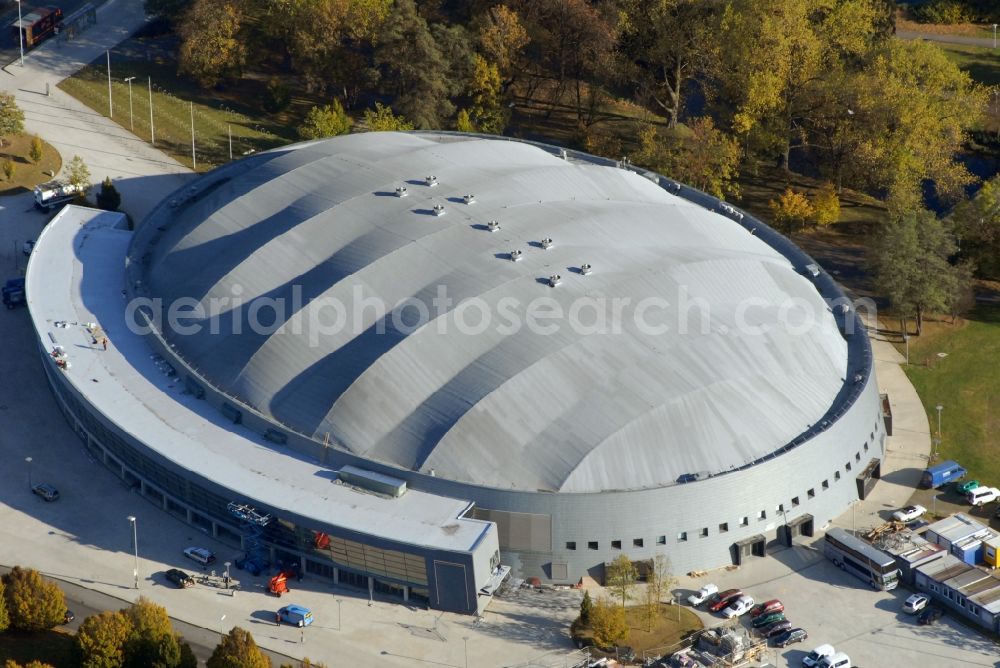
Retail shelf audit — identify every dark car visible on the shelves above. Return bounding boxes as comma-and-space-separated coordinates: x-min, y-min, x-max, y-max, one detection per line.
752, 611, 786, 629
764, 620, 793, 638
165, 568, 196, 588
31, 483, 60, 502
918, 606, 944, 625
773, 627, 808, 648
63, 610, 75, 624
707, 589, 743, 613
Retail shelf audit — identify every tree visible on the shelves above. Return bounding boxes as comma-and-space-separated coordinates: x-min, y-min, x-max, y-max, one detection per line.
144, 0, 192, 26
0, 577, 8, 633
298, 100, 352, 139
950, 174, 1000, 278
467, 54, 506, 134
769, 187, 814, 237
0, 92, 24, 141
123, 598, 184, 668
67, 155, 92, 192
641, 581, 660, 632
589, 596, 629, 648
477, 4, 529, 95
456, 109, 476, 132
362, 102, 414, 132
29, 135, 43, 164
178, 0, 248, 88
207, 627, 270, 668
2, 160, 14, 181
76, 611, 133, 668
635, 119, 741, 199
96, 177, 122, 211
614, 0, 721, 128
579, 590, 593, 625
604, 554, 638, 608
647, 554, 676, 610
373, 0, 453, 129
811, 182, 840, 227
870, 209, 964, 335
4, 661, 57, 668
2, 567, 66, 632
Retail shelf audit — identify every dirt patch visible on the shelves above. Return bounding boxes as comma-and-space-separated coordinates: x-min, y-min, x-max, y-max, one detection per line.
0, 135, 61, 196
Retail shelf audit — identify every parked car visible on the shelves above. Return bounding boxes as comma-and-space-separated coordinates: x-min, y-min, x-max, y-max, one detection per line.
31, 483, 59, 502
752, 611, 786, 629
22, 240, 35, 256
750, 599, 784, 618
892, 505, 926, 523
63, 610, 75, 624
721, 595, 754, 619
707, 589, 743, 613
764, 620, 794, 638
165, 568, 196, 588
276, 604, 314, 627
774, 627, 808, 648
802, 644, 836, 668
183, 547, 216, 566
686, 583, 719, 607
957, 480, 981, 494
967, 486, 1000, 506
918, 606, 944, 625
903, 593, 929, 614
818, 652, 852, 668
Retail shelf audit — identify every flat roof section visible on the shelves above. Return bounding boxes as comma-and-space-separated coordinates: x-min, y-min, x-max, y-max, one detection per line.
26, 206, 492, 555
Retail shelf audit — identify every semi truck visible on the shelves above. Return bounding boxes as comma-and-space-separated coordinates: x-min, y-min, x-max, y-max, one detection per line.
11, 6, 63, 49
920, 460, 967, 489
33, 180, 79, 212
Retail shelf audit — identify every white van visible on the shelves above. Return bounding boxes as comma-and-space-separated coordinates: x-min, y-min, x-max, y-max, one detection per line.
818, 652, 851, 668
967, 487, 1000, 506
802, 644, 836, 667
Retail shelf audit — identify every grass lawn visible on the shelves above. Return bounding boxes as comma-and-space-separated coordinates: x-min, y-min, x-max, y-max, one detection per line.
899, 306, 1000, 482
937, 42, 1000, 86
0, 628, 76, 667
0, 134, 62, 197
573, 602, 703, 659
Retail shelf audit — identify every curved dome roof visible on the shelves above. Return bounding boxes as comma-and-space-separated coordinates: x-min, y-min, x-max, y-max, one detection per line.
142, 132, 848, 493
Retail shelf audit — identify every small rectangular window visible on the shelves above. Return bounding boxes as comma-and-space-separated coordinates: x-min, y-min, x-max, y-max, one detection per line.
758, 510, 766, 520
822, 479, 830, 489
846, 462, 852, 472
856, 452, 861, 462
835, 471, 841, 481
588, 541, 598, 550
807, 488, 815, 499
792, 496, 800, 507
633, 538, 643, 548
566, 541, 576, 550
700, 527, 709, 537
677, 531, 688, 542
864, 442, 869, 452
719, 522, 729, 533
656, 535, 666, 545
611, 540, 622, 550
776, 504, 784, 514
740, 516, 749, 527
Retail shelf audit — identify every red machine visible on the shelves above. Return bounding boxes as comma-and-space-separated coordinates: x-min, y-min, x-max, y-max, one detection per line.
12, 6, 64, 49
268, 570, 294, 596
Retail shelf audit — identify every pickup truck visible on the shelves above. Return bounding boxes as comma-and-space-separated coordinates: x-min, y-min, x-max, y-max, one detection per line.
33, 180, 80, 212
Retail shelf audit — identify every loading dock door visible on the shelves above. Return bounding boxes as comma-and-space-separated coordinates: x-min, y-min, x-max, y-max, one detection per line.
778, 514, 814, 546
856, 458, 882, 500
731, 534, 766, 565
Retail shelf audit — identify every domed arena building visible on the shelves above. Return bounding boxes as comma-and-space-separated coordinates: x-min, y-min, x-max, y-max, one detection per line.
27, 132, 885, 614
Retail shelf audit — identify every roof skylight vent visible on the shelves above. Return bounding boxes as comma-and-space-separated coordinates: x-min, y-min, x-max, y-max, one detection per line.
580, 263, 592, 275
487, 220, 501, 232
509, 249, 523, 261
464, 194, 476, 204
548, 274, 562, 287
395, 186, 408, 197
540, 237, 554, 250
425, 175, 438, 187
433, 204, 446, 216
559, 149, 568, 160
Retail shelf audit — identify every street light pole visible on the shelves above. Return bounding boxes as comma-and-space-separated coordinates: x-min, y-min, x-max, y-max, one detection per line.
25, 456, 32, 490
337, 599, 342, 631
127, 516, 138, 589
993, 24, 998, 49
15, 1, 24, 67
936, 404, 943, 439
148, 77, 155, 144
903, 333, 909, 365
124, 77, 135, 131
463, 636, 469, 668
106, 50, 113, 118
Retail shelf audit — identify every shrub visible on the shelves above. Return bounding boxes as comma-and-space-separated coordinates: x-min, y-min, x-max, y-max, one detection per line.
29, 135, 43, 164
96, 177, 122, 211
2, 159, 14, 181
811, 182, 840, 226
263, 78, 291, 113
298, 100, 352, 139
2, 567, 67, 632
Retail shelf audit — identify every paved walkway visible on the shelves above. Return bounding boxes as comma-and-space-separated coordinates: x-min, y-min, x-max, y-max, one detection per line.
1, 0, 192, 223
897, 29, 999, 49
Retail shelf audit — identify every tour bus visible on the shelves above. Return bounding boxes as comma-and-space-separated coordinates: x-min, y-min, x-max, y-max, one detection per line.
824, 527, 899, 590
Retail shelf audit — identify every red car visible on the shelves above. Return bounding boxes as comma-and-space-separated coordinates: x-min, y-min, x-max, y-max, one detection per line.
707, 589, 743, 613
750, 599, 784, 618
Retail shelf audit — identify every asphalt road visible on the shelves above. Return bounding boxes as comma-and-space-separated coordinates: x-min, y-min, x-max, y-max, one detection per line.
0, 564, 298, 666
